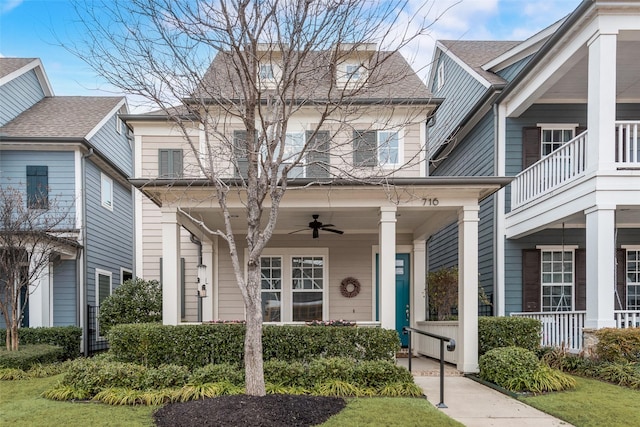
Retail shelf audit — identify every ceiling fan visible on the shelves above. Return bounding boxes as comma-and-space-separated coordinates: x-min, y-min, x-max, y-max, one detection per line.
289, 214, 344, 239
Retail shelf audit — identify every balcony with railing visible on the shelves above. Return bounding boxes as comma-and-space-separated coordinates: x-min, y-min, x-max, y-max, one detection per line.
511, 310, 640, 352
511, 121, 640, 210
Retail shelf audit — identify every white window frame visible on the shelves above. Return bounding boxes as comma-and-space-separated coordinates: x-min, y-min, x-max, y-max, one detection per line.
377, 130, 402, 168
95, 268, 113, 338
537, 245, 577, 312
260, 256, 283, 322
116, 114, 122, 134
281, 132, 307, 178
623, 245, 640, 310
120, 267, 133, 284
338, 62, 367, 87
436, 62, 445, 91
258, 63, 280, 89
537, 123, 578, 157
100, 173, 113, 211
248, 247, 329, 322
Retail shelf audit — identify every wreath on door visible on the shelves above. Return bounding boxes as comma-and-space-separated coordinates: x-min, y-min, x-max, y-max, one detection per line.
340, 277, 361, 298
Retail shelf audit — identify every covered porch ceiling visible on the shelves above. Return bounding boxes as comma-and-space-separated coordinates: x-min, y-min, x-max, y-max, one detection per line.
135, 177, 511, 240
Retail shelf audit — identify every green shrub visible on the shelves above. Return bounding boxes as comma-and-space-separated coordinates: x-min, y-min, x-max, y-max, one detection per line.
62, 358, 148, 394
142, 364, 190, 389
108, 323, 399, 368
0, 326, 82, 360
595, 328, 640, 363
478, 317, 541, 355
98, 278, 162, 334
479, 346, 540, 388
263, 360, 306, 386
0, 344, 64, 370
189, 363, 244, 386
308, 357, 355, 385
353, 360, 413, 388
506, 364, 576, 393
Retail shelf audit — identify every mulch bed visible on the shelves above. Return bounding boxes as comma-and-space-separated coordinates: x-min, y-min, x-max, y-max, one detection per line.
153, 394, 347, 427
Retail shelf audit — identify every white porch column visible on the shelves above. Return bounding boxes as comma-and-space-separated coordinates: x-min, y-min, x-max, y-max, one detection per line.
585, 206, 616, 329
587, 31, 617, 171
28, 255, 52, 327
161, 208, 182, 325
379, 207, 397, 330
412, 239, 426, 326
201, 239, 214, 322
458, 205, 479, 373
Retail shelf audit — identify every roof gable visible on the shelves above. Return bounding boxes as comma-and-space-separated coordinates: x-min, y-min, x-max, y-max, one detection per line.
0, 57, 54, 96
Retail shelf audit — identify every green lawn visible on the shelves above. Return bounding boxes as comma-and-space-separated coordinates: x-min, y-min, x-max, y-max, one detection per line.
1, 376, 461, 427
521, 375, 640, 427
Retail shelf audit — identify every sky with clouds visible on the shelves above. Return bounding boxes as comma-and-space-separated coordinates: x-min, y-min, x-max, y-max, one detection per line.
0, 0, 581, 109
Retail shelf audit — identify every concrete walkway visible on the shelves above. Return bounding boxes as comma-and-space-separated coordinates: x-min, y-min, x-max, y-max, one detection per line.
397, 356, 573, 427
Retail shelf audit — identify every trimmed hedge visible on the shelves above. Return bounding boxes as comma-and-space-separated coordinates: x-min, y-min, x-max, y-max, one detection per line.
478, 316, 541, 355
595, 328, 640, 363
0, 326, 82, 360
107, 323, 399, 368
0, 344, 64, 370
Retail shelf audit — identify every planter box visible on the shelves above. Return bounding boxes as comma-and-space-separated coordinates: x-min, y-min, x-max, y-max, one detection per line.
414, 320, 458, 364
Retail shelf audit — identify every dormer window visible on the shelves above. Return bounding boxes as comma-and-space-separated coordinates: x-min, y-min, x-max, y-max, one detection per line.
345, 64, 361, 81
338, 62, 366, 87
259, 64, 274, 80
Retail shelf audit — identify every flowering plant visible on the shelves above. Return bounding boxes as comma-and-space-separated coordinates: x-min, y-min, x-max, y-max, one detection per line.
305, 319, 356, 327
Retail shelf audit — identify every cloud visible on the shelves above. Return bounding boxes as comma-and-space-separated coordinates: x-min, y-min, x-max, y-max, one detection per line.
1, 0, 23, 14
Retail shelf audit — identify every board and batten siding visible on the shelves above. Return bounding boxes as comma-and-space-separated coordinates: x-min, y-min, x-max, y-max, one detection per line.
427, 112, 496, 309
89, 114, 133, 177
53, 260, 77, 326
428, 53, 487, 159
84, 160, 133, 306
0, 69, 45, 126
0, 151, 76, 229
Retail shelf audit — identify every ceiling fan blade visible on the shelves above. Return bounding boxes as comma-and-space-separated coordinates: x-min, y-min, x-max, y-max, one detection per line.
289, 228, 309, 234
312, 228, 319, 239
322, 228, 344, 235
321, 223, 335, 228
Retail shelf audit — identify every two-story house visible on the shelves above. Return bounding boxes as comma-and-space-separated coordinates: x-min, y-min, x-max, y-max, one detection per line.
427, 0, 640, 351
0, 58, 134, 354
125, 45, 510, 372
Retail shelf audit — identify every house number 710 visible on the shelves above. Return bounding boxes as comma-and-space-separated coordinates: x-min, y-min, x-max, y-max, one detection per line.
425, 198, 439, 206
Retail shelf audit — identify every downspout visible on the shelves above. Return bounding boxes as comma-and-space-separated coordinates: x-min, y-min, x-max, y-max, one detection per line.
81, 148, 94, 356
492, 103, 500, 316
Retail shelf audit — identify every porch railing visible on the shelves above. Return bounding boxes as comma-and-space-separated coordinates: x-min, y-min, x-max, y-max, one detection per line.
616, 121, 640, 165
510, 311, 586, 352
511, 310, 640, 352
511, 131, 588, 209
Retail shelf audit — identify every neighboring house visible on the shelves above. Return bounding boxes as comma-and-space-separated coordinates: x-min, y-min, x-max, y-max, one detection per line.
0, 58, 134, 354
426, 0, 640, 351
125, 45, 510, 372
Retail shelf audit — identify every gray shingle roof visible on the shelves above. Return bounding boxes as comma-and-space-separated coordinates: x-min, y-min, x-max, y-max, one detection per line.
439, 40, 522, 85
0, 58, 37, 80
193, 50, 432, 102
0, 96, 123, 139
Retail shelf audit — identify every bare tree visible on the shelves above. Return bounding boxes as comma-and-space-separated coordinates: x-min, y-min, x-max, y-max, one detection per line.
69, 0, 451, 395
0, 185, 75, 351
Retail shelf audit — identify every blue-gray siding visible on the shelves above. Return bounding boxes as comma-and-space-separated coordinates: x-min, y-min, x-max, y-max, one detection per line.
89, 114, 133, 177
0, 69, 45, 126
496, 55, 534, 82
53, 260, 77, 326
0, 151, 76, 228
85, 160, 133, 306
428, 112, 496, 309
428, 53, 487, 158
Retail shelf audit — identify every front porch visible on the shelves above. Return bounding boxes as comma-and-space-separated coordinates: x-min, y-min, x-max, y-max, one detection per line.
511, 310, 640, 352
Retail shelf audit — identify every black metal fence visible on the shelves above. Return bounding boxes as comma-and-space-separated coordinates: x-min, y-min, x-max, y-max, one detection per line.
87, 305, 109, 356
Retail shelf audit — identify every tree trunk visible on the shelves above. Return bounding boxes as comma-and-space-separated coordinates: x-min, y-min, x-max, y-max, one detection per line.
244, 263, 265, 396
10, 321, 18, 351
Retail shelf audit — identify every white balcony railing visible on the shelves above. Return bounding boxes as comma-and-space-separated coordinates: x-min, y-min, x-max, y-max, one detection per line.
616, 121, 640, 165
511, 131, 588, 209
511, 310, 640, 352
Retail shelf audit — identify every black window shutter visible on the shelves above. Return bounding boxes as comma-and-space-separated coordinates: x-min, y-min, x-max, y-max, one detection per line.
306, 130, 330, 178
26, 165, 48, 209
522, 127, 541, 169
353, 130, 377, 167
522, 249, 541, 312
233, 130, 249, 179
575, 249, 586, 311
616, 249, 626, 310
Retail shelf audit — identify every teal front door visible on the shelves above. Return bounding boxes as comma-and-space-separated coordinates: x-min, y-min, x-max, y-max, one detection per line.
395, 254, 411, 347
376, 253, 411, 347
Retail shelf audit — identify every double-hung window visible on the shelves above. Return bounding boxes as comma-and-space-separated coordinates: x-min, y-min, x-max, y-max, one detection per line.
101, 173, 113, 210
257, 249, 327, 322
541, 127, 575, 156
627, 249, 640, 310
96, 269, 112, 338
282, 132, 306, 178
541, 249, 574, 312
26, 166, 48, 209
353, 130, 401, 168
